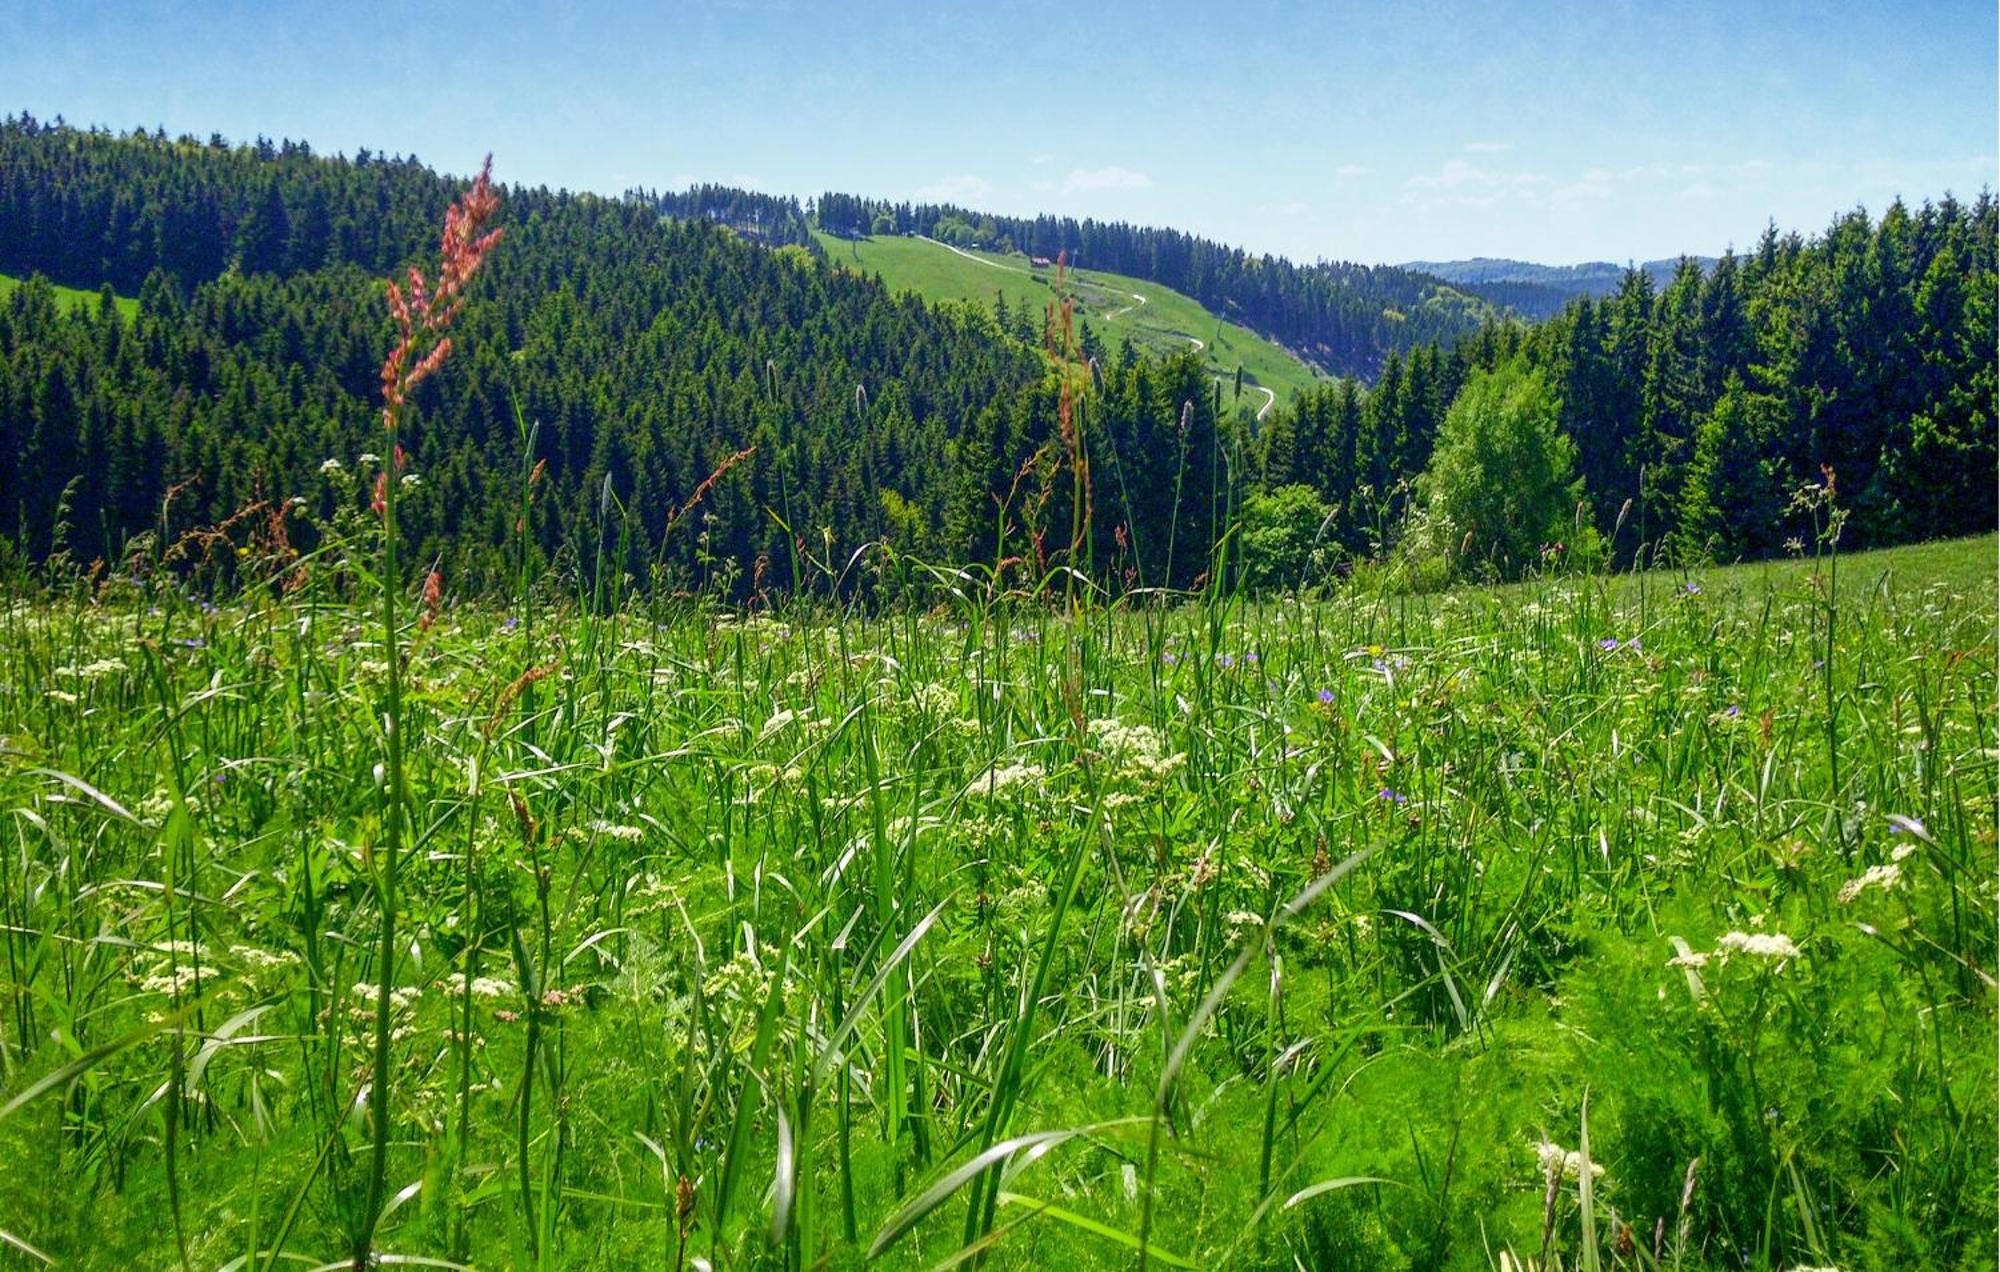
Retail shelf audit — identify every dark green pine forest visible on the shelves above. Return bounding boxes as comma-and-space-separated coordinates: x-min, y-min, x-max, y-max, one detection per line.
1254, 204, 1998, 566
1, 115, 1993, 600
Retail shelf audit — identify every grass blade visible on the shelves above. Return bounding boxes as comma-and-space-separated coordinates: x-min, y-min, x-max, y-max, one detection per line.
868, 1118, 1145, 1260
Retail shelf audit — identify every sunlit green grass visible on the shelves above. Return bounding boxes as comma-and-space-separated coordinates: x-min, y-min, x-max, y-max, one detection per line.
816, 231, 1326, 406
0, 270, 139, 320
0, 530, 1991, 1268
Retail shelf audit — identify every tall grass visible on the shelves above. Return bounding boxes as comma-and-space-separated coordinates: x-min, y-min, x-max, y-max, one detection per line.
0, 171, 1991, 1269
1, 519, 1988, 1266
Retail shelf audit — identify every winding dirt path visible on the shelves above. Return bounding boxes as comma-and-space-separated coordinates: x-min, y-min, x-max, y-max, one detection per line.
1105, 292, 1204, 355
1105, 291, 1147, 321
1212, 376, 1277, 422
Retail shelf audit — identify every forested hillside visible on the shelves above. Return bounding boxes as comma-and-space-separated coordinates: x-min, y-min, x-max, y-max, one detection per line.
1258, 199, 1997, 565
0, 117, 1061, 595
815, 191, 1494, 378
0, 116, 1991, 599
643, 183, 814, 246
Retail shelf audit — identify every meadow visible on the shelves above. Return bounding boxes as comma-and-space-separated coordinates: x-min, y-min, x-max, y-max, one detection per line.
0, 271, 138, 321
0, 522, 1991, 1269
813, 231, 1325, 406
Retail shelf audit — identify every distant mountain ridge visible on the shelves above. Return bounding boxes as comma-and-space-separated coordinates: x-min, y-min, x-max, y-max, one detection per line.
1399, 256, 1720, 318
1401, 256, 1715, 288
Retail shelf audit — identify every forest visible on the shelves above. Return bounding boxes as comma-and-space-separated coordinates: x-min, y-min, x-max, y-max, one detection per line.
1254, 202, 1998, 571
0, 115, 1993, 599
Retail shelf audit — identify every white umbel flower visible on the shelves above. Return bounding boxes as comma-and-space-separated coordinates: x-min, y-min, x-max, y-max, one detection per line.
1716, 931, 1801, 960
1533, 1139, 1604, 1180
966, 761, 1042, 796
1837, 863, 1902, 904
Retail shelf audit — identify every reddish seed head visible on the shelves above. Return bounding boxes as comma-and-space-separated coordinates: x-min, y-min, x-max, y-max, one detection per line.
379, 157, 503, 452
419, 567, 444, 631
407, 338, 452, 393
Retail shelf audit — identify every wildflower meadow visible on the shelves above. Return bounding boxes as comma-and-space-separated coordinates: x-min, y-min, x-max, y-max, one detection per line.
0, 160, 1993, 1272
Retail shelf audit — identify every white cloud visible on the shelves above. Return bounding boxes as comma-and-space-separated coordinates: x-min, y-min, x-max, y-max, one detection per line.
1551, 171, 1613, 207
1678, 180, 1718, 201
914, 174, 992, 203
1063, 165, 1153, 193
1402, 159, 1548, 212
1029, 152, 1056, 165
1618, 162, 1701, 184
1732, 159, 1775, 174
1462, 141, 1512, 154
1334, 162, 1372, 178
1406, 160, 1546, 192
1407, 159, 1481, 190
1272, 200, 1310, 217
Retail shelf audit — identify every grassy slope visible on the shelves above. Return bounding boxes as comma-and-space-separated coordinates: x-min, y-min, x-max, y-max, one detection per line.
816, 231, 1326, 407
0, 270, 140, 320
1670, 532, 1994, 600
1478, 533, 1999, 612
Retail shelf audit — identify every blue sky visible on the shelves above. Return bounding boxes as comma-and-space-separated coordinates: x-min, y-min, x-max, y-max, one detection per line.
4, 0, 1992, 265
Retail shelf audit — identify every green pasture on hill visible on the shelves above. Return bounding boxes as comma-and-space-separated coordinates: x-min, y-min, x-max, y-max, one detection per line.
0, 270, 139, 320
816, 230, 1326, 408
